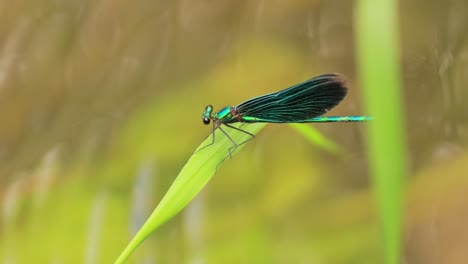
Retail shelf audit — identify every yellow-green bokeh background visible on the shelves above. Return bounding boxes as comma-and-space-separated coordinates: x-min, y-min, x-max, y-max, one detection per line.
1, 1, 467, 263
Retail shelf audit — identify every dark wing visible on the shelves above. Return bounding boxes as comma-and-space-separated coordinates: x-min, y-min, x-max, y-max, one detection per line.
235, 73, 348, 122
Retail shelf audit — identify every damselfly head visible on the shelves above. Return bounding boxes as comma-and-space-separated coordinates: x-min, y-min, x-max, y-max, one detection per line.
202, 105, 214, 125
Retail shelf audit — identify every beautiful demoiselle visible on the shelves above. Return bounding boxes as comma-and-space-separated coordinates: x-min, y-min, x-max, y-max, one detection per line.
201, 73, 372, 156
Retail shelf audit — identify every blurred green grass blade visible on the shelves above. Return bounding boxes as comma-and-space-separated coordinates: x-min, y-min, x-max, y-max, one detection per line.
115, 123, 265, 264
356, 1, 406, 264
288, 124, 342, 155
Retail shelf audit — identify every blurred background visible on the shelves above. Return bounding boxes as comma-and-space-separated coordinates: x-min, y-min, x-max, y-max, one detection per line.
0, 0, 467, 263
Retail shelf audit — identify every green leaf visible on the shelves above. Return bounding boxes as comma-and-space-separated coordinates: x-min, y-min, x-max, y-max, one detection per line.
115, 123, 265, 264
356, 1, 406, 264
289, 123, 342, 155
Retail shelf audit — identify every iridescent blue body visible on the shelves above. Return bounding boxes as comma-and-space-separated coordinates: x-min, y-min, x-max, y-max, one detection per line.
201, 73, 372, 155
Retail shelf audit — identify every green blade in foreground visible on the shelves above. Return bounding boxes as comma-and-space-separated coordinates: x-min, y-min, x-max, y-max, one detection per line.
115, 123, 265, 264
